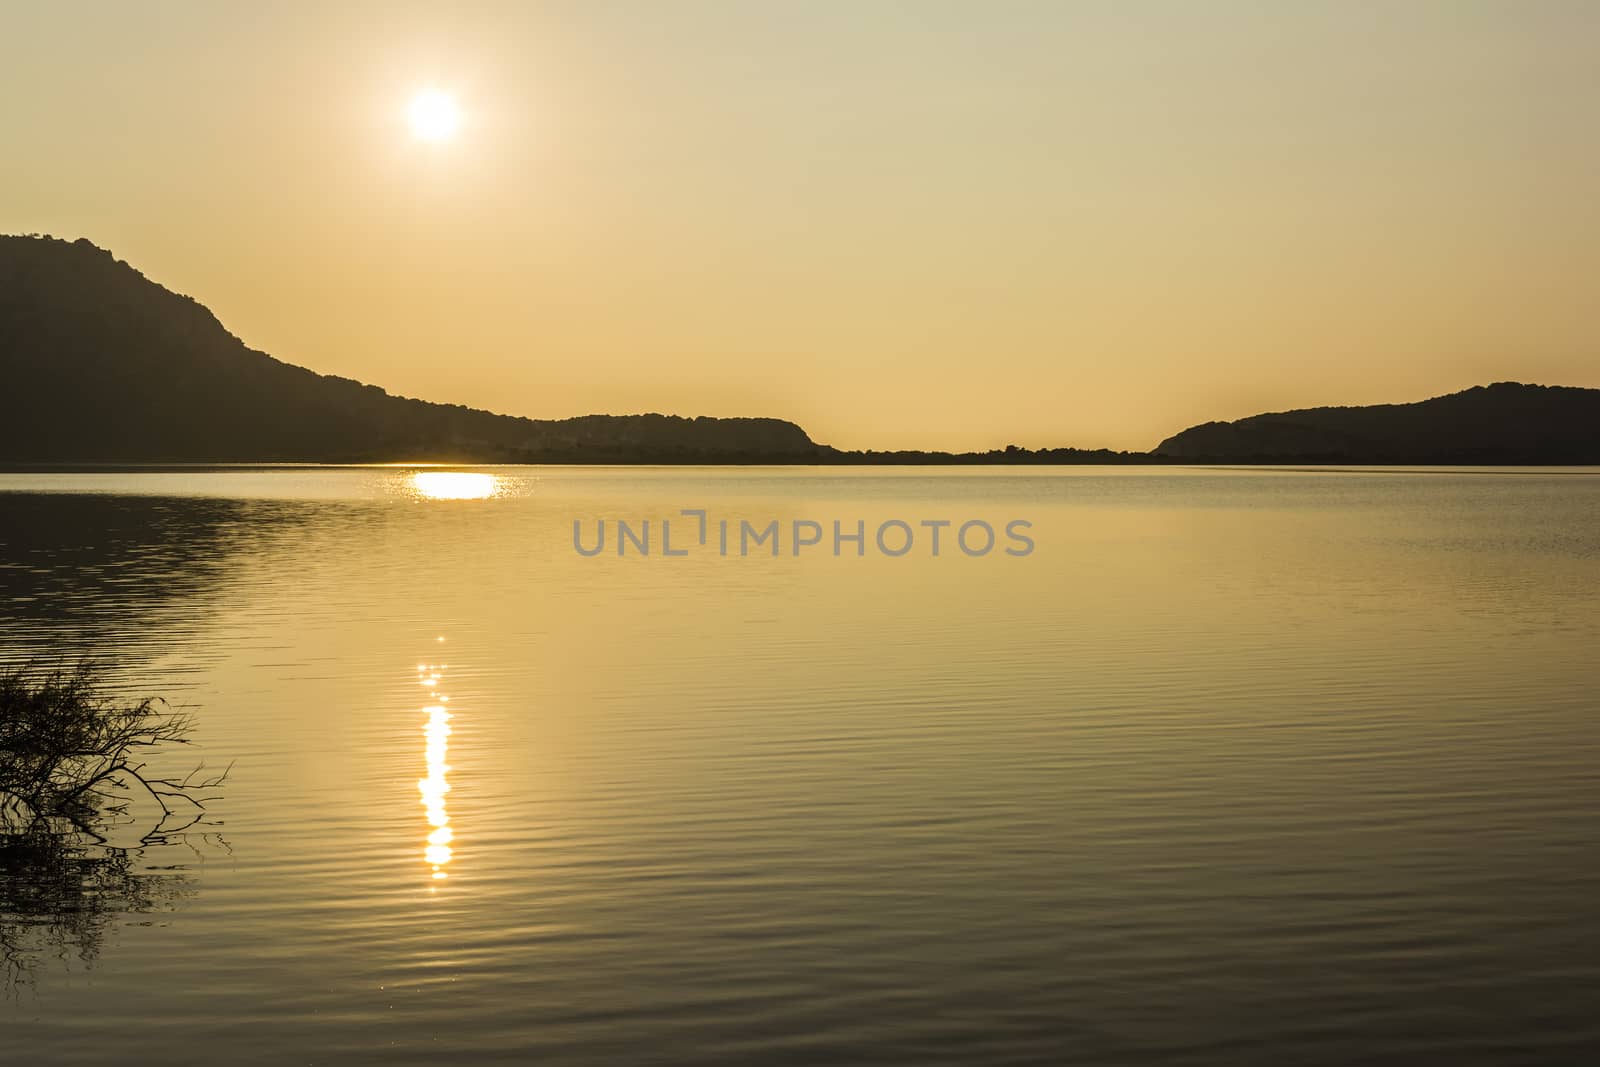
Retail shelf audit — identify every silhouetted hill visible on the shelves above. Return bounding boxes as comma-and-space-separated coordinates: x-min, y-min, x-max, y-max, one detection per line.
1154, 383, 1600, 464
0, 235, 821, 462
6, 236, 1597, 466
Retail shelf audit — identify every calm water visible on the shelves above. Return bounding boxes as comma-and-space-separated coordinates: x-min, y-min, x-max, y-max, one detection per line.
1, 466, 1597, 1064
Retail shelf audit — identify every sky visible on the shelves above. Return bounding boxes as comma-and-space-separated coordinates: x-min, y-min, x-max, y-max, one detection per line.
4, 1, 1598, 451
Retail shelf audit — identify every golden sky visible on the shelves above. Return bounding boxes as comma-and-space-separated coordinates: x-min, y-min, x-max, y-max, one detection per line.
5, 2, 1598, 451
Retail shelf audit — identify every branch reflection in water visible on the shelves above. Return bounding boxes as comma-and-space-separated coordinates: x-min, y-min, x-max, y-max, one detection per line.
0, 666, 227, 994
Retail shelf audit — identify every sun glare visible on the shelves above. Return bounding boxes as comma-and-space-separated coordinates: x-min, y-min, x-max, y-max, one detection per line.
412, 471, 497, 500
417, 658, 455, 886
407, 89, 461, 143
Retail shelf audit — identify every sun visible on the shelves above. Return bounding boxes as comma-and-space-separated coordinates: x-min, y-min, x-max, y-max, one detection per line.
407, 89, 461, 143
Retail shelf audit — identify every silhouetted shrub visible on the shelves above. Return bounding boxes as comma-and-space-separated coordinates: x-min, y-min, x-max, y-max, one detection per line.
0, 664, 222, 834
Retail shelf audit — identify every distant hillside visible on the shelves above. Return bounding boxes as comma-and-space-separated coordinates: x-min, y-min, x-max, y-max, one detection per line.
0, 235, 821, 463
5, 236, 1597, 466
1154, 383, 1600, 464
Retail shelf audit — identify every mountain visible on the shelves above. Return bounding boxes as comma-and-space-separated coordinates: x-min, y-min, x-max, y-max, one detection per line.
1154, 383, 1600, 464
0, 235, 821, 463
5, 236, 1597, 466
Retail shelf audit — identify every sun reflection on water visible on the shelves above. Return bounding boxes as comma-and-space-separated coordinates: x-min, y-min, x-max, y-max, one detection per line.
412, 471, 498, 500
417, 658, 455, 885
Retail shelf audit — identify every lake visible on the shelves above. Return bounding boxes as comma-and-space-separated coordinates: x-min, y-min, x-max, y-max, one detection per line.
2, 466, 1597, 1064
